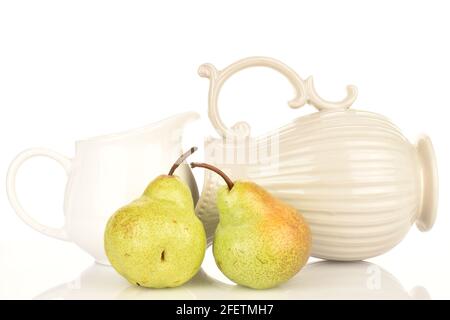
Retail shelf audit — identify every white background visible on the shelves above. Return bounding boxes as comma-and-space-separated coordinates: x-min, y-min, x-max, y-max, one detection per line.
0, 0, 449, 299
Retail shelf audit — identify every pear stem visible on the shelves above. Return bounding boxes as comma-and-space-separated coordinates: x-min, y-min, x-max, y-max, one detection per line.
190, 162, 234, 190
168, 147, 198, 176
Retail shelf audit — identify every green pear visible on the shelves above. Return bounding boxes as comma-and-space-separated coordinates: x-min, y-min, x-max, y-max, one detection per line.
105, 148, 206, 288
191, 162, 311, 289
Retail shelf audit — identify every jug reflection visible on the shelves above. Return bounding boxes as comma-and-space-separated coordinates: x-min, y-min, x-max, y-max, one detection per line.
282, 261, 429, 300
35, 260, 429, 300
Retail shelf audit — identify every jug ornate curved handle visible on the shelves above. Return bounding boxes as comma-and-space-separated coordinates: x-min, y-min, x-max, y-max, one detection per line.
199, 56, 358, 138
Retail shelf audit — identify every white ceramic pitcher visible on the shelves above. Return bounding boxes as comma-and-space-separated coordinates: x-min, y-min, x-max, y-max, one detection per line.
195, 57, 438, 261
7, 112, 199, 264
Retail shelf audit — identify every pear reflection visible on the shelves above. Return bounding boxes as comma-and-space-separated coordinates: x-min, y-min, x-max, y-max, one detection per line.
35, 260, 429, 300
34, 264, 211, 300
201, 260, 429, 300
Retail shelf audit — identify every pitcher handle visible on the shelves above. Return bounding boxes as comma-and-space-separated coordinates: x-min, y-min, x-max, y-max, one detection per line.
198, 56, 358, 138
6, 148, 72, 241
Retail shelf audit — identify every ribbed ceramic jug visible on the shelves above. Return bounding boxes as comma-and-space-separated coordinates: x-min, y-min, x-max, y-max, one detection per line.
195, 57, 438, 261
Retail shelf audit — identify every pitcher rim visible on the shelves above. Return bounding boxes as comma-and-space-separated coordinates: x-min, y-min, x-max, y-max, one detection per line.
75, 111, 199, 145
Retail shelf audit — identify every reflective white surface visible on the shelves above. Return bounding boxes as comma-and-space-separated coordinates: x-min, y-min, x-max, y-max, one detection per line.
0, 240, 438, 300
34, 260, 429, 300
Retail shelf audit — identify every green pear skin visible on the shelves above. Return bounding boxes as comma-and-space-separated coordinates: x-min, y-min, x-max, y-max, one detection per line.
213, 181, 311, 289
104, 175, 206, 288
